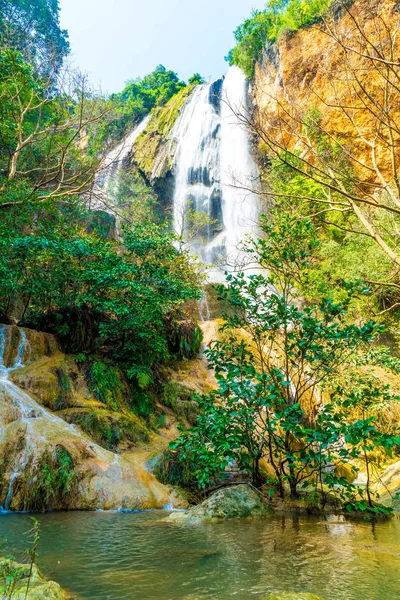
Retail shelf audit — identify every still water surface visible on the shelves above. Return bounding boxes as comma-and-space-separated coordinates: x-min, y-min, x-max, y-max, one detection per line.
0, 511, 399, 600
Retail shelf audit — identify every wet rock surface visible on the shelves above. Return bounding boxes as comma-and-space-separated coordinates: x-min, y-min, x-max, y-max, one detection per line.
0, 324, 181, 511
375, 459, 400, 509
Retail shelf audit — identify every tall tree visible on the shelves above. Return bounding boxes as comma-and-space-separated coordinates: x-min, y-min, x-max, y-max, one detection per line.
0, 0, 69, 70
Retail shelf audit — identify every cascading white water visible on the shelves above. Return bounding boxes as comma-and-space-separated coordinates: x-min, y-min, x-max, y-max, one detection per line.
91, 114, 150, 210
220, 66, 259, 269
0, 326, 33, 510
173, 83, 222, 258
0, 326, 85, 510
172, 65, 259, 280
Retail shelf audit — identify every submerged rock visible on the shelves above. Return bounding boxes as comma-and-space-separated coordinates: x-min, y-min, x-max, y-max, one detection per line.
166, 484, 272, 523
0, 558, 69, 599
262, 594, 324, 600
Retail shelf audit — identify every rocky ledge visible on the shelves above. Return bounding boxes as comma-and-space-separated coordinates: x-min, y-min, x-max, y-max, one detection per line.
165, 484, 272, 524
0, 558, 71, 599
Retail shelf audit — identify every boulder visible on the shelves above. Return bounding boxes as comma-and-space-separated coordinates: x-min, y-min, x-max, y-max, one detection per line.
262, 594, 324, 600
0, 558, 68, 599
166, 484, 272, 523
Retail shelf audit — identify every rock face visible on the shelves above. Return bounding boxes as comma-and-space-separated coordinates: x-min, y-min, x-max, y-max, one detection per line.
262, 594, 324, 600
166, 484, 272, 523
253, 0, 399, 186
132, 84, 196, 212
0, 558, 69, 599
0, 324, 182, 511
375, 460, 400, 509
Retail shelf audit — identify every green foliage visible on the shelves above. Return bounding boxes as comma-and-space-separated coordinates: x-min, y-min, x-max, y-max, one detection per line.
226, 0, 333, 78
54, 368, 72, 410
102, 64, 186, 144
115, 168, 161, 224
21, 447, 76, 512
188, 73, 205, 85
0, 0, 69, 70
0, 45, 109, 205
0, 209, 201, 380
172, 213, 399, 505
153, 448, 200, 493
166, 319, 203, 360
73, 408, 149, 450
85, 361, 125, 411
263, 124, 397, 318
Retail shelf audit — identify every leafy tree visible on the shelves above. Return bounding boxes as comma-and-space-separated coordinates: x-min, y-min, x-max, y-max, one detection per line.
0, 0, 69, 70
0, 46, 112, 209
226, 0, 332, 78
226, 9, 274, 79
188, 73, 205, 85
242, 1, 400, 308
172, 213, 399, 504
0, 208, 200, 375
103, 64, 186, 144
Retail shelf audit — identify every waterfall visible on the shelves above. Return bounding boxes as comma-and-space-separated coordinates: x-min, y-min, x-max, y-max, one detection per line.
172, 65, 259, 280
0, 324, 171, 512
91, 115, 150, 211
0, 326, 82, 510
198, 291, 211, 322
220, 66, 259, 269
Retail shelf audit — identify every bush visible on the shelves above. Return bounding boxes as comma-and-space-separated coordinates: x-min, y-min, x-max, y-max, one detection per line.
19, 446, 77, 512
73, 408, 149, 450
153, 448, 199, 493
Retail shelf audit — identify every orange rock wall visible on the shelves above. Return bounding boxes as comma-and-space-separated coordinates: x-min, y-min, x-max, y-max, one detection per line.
253, 0, 400, 185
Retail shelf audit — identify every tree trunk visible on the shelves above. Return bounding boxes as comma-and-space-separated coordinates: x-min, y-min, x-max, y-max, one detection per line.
289, 474, 298, 499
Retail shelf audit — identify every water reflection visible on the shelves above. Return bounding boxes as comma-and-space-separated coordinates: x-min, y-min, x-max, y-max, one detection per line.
0, 511, 399, 599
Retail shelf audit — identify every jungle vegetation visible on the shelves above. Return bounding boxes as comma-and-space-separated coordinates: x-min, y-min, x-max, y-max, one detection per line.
226, 0, 334, 78
0, 0, 203, 419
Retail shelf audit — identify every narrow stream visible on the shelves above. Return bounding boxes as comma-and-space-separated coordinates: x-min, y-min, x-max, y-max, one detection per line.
0, 511, 399, 599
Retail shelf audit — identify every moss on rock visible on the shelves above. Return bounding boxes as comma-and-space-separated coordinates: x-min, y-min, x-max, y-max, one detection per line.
0, 558, 69, 599
61, 406, 149, 450
133, 84, 195, 182
166, 484, 272, 523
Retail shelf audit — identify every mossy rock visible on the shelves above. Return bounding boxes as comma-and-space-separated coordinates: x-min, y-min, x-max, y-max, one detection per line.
0, 558, 68, 599
133, 84, 195, 181
160, 381, 199, 424
61, 406, 149, 450
166, 484, 272, 524
262, 594, 324, 600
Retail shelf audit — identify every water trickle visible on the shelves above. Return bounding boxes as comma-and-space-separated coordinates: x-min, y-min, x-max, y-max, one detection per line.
0, 326, 80, 510
92, 115, 150, 211
0, 326, 7, 378
220, 66, 259, 271
198, 291, 211, 322
10, 329, 29, 372
172, 66, 259, 280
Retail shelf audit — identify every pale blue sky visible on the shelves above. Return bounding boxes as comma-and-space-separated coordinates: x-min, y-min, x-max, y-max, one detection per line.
59, 0, 266, 93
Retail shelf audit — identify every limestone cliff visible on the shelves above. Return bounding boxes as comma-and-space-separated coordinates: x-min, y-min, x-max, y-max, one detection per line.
253, 0, 400, 186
